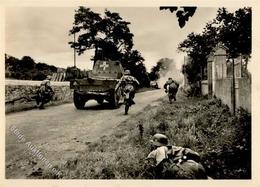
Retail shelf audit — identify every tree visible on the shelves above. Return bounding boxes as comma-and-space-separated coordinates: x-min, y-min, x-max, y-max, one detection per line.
216, 7, 251, 59
123, 50, 150, 87
178, 28, 218, 85
149, 63, 161, 81
20, 56, 35, 70
69, 7, 134, 62
69, 7, 150, 87
160, 6, 197, 28
5, 54, 58, 80
179, 7, 251, 62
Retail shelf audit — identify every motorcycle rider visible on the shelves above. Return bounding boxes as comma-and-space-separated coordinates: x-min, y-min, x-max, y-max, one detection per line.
120, 70, 140, 105
163, 77, 179, 103
145, 133, 208, 179
36, 75, 54, 109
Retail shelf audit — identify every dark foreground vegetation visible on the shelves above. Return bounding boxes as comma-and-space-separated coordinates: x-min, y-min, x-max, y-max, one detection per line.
41, 92, 251, 179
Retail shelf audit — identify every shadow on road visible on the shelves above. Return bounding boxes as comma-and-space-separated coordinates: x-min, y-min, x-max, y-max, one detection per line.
80, 102, 123, 110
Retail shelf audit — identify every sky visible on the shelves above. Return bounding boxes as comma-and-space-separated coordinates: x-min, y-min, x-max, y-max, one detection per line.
5, 7, 238, 73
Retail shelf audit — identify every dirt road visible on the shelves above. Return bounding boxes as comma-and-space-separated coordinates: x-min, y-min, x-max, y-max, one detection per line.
5, 89, 164, 178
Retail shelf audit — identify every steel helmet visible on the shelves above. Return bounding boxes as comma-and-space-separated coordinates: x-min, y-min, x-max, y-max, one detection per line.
124, 70, 131, 75
150, 133, 169, 146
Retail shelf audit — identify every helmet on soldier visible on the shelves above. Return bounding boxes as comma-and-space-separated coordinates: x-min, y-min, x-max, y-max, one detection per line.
150, 133, 169, 147
124, 70, 131, 75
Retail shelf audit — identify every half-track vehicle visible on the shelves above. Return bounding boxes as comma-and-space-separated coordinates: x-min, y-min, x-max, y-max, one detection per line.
70, 60, 124, 109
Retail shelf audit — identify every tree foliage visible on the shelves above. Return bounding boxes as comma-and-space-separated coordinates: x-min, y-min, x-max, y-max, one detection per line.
149, 62, 161, 81
179, 27, 218, 84
160, 6, 197, 28
5, 54, 57, 80
122, 50, 150, 87
216, 7, 251, 59
69, 7, 134, 61
69, 7, 150, 87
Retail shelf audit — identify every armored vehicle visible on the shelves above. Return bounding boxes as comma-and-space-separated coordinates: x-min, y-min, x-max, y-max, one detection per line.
70, 60, 124, 109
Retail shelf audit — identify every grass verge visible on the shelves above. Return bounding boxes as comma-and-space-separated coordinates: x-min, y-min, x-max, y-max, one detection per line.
44, 92, 251, 179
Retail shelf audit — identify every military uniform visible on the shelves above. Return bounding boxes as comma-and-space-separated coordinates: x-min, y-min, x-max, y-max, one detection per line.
164, 79, 179, 103
37, 77, 54, 109
120, 73, 140, 104
145, 134, 207, 179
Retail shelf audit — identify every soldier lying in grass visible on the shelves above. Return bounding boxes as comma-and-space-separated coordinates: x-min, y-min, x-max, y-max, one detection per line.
144, 133, 208, 179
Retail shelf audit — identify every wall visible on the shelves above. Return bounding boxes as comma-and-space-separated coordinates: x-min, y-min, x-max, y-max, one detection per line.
212, 77, 251, 113
207, 61, 213, 97
5, 80, 73, 113
206, 44, 251, 113
201, 80, 208, 96
236, 77, 251, 113
214, 78, 233, 110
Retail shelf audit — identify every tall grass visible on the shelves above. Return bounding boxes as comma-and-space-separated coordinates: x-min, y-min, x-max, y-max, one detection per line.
46, 93, 251, 179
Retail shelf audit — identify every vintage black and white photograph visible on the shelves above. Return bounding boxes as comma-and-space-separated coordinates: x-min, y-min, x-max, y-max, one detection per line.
4, 4, 252, 181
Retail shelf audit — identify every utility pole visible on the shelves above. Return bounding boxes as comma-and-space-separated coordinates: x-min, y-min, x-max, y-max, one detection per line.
74, 32, 76, 67
231, 58, 236, 114
183, 56, 186, 86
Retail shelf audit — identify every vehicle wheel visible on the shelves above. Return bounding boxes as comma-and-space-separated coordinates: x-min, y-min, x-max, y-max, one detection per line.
110, 90, 120, 108
73, 91, 85, 109
97, 99, 104, 105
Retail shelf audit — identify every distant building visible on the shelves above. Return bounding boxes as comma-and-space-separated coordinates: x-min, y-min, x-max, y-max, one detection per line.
51, 68, 66, 82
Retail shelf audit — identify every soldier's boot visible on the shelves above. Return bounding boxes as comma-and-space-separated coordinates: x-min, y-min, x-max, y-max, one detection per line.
130, 92, 135, 105
168, 96, 172, 104
39, 102, 45, 109
36, 98, 40, 105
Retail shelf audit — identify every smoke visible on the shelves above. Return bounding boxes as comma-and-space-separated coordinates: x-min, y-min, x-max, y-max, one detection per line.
156, 57, 183, 88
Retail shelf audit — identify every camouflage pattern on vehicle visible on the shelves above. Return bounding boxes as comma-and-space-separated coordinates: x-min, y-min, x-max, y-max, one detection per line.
70, 60, 124, 109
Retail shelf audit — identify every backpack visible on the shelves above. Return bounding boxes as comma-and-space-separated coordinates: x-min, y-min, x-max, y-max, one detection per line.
156, 146, 207, 179
168, 81, 179, 90
158, 159, 207, 179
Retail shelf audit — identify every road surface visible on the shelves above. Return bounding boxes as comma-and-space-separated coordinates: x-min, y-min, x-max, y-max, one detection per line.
5, 89, 164, 178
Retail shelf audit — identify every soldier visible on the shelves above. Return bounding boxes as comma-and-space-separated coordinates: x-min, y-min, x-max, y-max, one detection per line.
120, 70, 140, 105
145, 133, 208, 179
36, 75, 54, 109
163, 78, 179, 103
